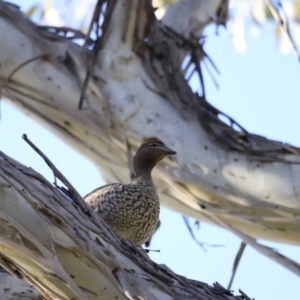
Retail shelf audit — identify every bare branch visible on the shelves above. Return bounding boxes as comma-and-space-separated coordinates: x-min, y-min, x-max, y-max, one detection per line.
182, 216, 223, 252
228, 242, 246, 290
22, 134, 90, 214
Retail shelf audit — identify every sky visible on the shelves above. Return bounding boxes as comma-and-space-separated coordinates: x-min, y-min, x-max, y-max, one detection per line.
1, 1, 300, 300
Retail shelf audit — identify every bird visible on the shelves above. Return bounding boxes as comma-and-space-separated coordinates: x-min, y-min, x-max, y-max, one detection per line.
84, 138, 176, 246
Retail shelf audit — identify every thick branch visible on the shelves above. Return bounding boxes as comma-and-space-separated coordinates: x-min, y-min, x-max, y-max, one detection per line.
0, 151, 252, 300
0, 0, 299, 278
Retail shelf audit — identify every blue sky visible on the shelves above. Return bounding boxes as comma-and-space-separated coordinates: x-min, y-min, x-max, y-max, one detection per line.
1, 1, 300, 299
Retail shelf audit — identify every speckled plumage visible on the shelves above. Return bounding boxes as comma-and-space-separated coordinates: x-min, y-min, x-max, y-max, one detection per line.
84, 139, 176, 246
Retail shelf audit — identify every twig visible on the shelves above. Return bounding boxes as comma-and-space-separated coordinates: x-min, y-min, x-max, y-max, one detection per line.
203, 59, 219, 89
7, 54, 49, 81
22, 134, 90, 214
79, 0, 104, 109
239, 289, 254, 300
227, 242, 246, 290
265, 0, 300, 62
37, 26, 92, 44
192, 49, 205, 99
79, 0, 117, 109
94, 0, 117, 53
182, 216, 224, 252
83, 0, 103, 49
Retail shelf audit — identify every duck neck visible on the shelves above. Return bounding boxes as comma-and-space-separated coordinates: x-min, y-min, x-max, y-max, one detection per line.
132, 154, 157, 183
132, 169, 153, 184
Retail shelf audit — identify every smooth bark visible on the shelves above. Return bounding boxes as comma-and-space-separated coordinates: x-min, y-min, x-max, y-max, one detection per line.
0, 0, 300, 296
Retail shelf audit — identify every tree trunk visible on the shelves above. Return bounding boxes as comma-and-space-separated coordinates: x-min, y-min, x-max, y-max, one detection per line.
0, 0, 300, 297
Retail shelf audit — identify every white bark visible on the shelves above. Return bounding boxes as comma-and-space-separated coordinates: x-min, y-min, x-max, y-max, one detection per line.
0, 151, 253, 300
0, 268, 42, 299
162, 0, 222, 39
0, 0, 299, 291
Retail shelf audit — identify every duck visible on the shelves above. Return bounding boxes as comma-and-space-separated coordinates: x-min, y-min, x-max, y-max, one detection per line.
84, 138, 176, 246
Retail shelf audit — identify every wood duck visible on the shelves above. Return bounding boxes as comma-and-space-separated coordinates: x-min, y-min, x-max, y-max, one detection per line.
84, 138, 176, 245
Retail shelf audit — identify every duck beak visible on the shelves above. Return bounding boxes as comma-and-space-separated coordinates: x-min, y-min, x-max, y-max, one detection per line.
162, 147, 177, 156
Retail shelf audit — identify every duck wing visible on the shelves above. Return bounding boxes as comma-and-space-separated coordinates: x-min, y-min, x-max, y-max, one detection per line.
84, 183, 123, 209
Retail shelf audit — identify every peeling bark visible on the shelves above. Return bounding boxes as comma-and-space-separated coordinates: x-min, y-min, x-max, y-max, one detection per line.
0, 267, 42, 299
0, 0, 299, 294
0, 151, 253, 299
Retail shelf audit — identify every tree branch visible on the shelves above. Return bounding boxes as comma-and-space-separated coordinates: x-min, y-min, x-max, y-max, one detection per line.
0, 0, 299, 278
0, 151, 253, 299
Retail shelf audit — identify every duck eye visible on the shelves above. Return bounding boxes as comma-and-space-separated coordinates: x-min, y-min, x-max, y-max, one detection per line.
150, 143, 157, 148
